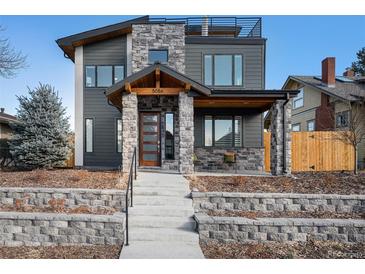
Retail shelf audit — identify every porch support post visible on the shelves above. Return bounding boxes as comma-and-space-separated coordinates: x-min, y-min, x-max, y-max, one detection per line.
122, 93, 138, 172
270, 99, 292, 175
178, 92, 194, 174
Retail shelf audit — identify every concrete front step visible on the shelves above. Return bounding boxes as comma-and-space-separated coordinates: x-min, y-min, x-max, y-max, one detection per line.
133, 183, 190, 190
129, 215, 196, 229
128, 206, 194, 217
133, 196, 193, 206
129, 228, 199, 242
133, 187, 190, 197
120, 242, 204, 259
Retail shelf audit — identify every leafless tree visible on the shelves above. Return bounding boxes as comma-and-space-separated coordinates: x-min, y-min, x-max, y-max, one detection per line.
335, 97, 365, 174
0, 26, 27, 78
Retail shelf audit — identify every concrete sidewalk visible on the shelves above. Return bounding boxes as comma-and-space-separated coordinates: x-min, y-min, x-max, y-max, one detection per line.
119, 172, 204, 259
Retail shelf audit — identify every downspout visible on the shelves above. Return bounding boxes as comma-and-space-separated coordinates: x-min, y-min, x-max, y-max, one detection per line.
282, 93, 290, 175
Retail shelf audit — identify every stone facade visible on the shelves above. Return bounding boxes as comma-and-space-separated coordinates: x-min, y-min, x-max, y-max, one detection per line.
0, 187, 125, 211
194, 148, 264, 173
122, 93, 138, 172
0, 212, 125, 246
270, 100, 292, 175
195, 213, 365, 244
138, 95, 180, 171
132, 23, 185, 73
179, 92, 194, 174
192, 192, 365, 213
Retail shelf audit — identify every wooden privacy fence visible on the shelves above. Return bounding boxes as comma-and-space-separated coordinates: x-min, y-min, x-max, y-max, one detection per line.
264, 131, 355, 172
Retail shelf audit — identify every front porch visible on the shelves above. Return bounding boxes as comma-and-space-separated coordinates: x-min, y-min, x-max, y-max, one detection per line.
105, 63, 298, 175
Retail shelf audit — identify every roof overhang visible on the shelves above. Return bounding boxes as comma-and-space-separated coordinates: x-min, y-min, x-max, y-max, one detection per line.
56, 16, 149, 61
193, 90, 299, 111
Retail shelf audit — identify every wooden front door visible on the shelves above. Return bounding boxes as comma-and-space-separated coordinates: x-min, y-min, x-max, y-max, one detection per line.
139, 112, 160, 166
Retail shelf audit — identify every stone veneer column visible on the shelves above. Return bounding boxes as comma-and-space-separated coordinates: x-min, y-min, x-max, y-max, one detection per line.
122, 93, 138, 172
179, 92, 194, 174
270, 100, 292, 175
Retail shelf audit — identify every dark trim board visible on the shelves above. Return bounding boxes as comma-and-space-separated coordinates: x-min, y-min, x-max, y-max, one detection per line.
186, 37, 266, 45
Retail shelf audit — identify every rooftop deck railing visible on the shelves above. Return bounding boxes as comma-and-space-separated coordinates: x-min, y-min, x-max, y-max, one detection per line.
148, 16, 262, 38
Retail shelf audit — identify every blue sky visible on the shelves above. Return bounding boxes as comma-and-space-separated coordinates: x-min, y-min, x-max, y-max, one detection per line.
0, 15, 364, 130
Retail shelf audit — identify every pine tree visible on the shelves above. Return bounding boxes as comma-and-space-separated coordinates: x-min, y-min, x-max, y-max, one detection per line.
10, 83, 71, 168
351, 47, 365, 76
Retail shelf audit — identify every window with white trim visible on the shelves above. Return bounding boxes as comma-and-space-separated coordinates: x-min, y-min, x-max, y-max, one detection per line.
307, 120, 315, 131
292, 123, 301, 132
293, 88, 304, 109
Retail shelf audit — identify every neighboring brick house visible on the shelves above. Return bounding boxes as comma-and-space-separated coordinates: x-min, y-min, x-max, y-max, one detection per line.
57, 16, 298, 175
266, 57, 365, 168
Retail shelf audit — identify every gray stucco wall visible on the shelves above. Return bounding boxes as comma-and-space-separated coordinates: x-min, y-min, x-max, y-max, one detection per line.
83, 36, 126, 167
185, 43, 265, 89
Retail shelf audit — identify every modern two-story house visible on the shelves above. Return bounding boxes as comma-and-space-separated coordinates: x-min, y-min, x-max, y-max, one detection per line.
57, 16, 298, 174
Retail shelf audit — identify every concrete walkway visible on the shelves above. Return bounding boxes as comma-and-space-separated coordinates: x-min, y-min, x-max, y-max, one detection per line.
119, 172, 204, 259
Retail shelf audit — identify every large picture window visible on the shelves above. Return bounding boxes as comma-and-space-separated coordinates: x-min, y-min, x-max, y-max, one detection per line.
165, 113, 174, 160
204, 54, 243, 86
85, 65, 125, 88
85, 118, 93, 153
204, 115, 243, 147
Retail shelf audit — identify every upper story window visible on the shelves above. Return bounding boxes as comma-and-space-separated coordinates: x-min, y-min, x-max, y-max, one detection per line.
85, 65, 125, 88
148, 49, 168, 64
204, 54, 243, 87
293, 88, 304, 109
336, 111, 349, 128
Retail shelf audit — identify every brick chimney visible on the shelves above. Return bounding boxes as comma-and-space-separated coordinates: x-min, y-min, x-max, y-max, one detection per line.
343, 68, 355, 77
322, 57, 336, 87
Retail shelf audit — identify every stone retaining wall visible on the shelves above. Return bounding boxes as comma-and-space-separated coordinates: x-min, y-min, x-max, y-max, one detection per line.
192, 192, 365, 214
195, 213, 365, 244
0, 187, 125, 211
0, 212, 125, 246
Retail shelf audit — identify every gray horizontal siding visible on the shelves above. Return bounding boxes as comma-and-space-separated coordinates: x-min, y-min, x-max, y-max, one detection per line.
244, 113, 263, 147
83, 36, 126, 167
194, 108, 263, 148
185, 43, 264, 89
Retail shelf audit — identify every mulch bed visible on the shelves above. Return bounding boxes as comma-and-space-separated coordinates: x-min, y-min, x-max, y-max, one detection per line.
0, 245, 121, 259
0, 205, 116, 215
200, 239, 365, 259
207, 210, 365, 219
188, 172, 365, 194
0, 169, 126, 189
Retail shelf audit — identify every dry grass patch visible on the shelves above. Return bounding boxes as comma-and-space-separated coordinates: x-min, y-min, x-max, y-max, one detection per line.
0, 169, 126, 189
201, 239, 365, 259
188, 172, 365, 194
0, 245, 121, 259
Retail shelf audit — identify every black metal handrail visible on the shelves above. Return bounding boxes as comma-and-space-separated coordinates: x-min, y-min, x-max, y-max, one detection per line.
123, 146, 137, 246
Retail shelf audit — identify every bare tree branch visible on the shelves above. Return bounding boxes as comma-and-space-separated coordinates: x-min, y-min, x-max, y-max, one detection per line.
0, 26, 27, 78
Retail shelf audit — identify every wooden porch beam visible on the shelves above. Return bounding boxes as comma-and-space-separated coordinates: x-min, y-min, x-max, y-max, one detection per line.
125, 82, 132, 93
155, 68, 160, 88
132, 87, 182, 95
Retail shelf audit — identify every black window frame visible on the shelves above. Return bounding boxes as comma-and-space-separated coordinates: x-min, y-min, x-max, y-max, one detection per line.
148, 49, 169, 64
84, 65, 125, 88
203, 54, 244, 87
164, 112, 175, 160
203, 115, 243, 148
85, 118, 94, 153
